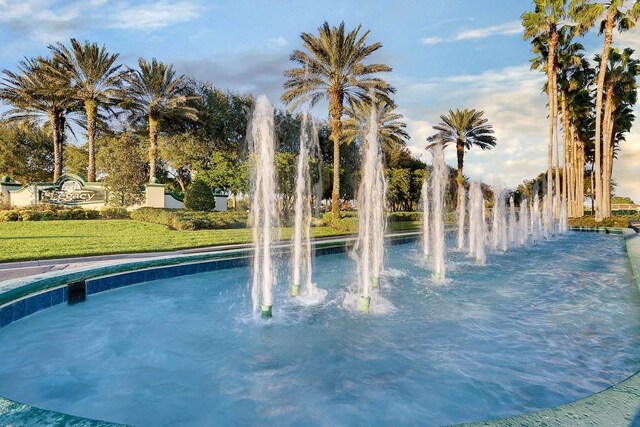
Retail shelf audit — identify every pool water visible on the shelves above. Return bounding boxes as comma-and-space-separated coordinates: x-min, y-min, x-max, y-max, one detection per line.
1, 232, 639, 426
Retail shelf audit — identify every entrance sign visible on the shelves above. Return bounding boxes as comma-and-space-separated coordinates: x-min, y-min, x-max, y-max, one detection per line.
39, 175, 105, 205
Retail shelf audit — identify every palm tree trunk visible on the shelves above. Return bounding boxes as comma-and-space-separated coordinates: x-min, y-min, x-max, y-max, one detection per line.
577, 136, 584, 217
85, 99, 97, 182
149, 115, 159, 183
603, 98, 615, 218
560, 91, 568, 214
594, 10, 615, 221
456, 140, 464, 214
552, 70, 560, 217
49, 110, 62, 181
546, 27, 558, 205
329, 88, 344, 221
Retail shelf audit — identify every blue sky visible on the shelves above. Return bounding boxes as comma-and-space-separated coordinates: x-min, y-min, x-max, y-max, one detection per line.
1, 0, 639, 201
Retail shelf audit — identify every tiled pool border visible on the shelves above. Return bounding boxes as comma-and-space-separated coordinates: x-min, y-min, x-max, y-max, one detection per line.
1, 228, 639, 426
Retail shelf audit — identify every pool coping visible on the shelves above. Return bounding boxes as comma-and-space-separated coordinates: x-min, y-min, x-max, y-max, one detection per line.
1, 227, 639, 426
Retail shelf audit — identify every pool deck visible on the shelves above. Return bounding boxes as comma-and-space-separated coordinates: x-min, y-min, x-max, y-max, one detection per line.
1, 227, 640, 426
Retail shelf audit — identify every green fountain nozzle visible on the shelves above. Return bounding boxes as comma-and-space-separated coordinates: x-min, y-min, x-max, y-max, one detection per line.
261, 305, 272, 319
372, 276, 380, 289
291, 284, 300, 297
359, 296, 371, 313
476, 258, 482, 265
433, 271, 442, 280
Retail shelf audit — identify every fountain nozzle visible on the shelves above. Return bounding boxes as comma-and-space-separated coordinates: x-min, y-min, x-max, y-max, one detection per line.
261, 305, 272, 319
360, 296, 371, 313
291, 284, 300, 297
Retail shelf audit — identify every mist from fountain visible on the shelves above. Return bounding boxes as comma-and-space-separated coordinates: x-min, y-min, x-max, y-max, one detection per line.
249, 95, 278, 319
430, 141, 447, 280
355, 105, 387, 312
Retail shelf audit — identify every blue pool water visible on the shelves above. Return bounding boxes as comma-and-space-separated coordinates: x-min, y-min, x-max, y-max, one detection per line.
0, 232, 639, 426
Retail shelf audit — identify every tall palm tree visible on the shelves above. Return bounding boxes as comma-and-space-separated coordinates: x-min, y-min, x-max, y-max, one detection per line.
120, 58, 197, 183
597, 47, 638, 216
530, 27, 582, 212
282, 21, 394, 221
572, 0, 640, 220
426, 109, 497, 214
0, 57, 79, 180
523, 0, 571, 212
49, 39, 122, 182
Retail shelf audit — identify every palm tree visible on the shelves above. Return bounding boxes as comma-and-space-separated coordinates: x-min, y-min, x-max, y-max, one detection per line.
49, 39, 122, 182
523, 0, 571, 214
342, 98, 409, 150
597, 47, 638, 216
282, 21, 394, 221
0, 57, 79, 180
120, 58, 197, 183
426, 109, 496, 214
572, 0, 640, 220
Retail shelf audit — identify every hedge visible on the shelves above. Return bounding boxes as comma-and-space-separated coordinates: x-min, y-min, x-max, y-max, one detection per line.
129, 208, 248, 230
568, 215, 639, 228
0, 207, 130, 222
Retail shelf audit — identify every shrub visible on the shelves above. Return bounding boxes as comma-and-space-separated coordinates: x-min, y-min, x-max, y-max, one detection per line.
184, 179, 216, 211
100, 207, 130, 219
130, 208, 248, 230
568, 216, 632, 228
388, 212, 421, 222
0, 207, 127, 221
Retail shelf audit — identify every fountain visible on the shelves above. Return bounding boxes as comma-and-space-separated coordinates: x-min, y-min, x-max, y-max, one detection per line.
430, 141, 447, 280
457, 186, 466, 251
519, 197, 529, 246
249, 95, 278, 319
491, 188, 507, 253
355, 104, 387, 312
291, 113, 327, 306
422, 177, 430, 261
531, 182, 542, 244
468, 182, 486, 265
508, 196, 516, 245
559, 195, 568, 233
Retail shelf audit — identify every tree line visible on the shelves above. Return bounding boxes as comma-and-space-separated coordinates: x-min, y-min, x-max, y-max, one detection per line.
0, 34, 430, 213
522, 0, 639, 221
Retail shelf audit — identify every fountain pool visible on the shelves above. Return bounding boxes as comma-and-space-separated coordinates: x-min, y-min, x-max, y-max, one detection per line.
1, 231, 639, 426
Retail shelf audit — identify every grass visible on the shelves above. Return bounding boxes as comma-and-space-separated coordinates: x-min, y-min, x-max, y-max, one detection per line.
0, 219, 420, 263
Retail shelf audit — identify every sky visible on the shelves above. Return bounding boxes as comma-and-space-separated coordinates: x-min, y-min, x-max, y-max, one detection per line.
0, 0, 639, 201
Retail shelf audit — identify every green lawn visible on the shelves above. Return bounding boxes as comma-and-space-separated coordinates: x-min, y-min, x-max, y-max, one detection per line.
0, 220, 420, 263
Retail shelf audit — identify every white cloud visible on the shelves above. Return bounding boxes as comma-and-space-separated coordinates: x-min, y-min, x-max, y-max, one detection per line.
267, 37, 287, 49
421, 20, 522, 46
421, 36, 443, 45
110, 1, 201, 30
455, 21, 522, 41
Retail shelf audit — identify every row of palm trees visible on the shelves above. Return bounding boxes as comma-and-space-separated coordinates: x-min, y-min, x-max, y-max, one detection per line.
522, 0, 639, 221
280, 21, 499, 220
0, 39, 196, 183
